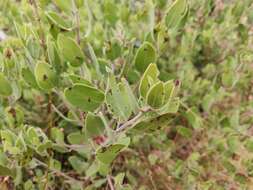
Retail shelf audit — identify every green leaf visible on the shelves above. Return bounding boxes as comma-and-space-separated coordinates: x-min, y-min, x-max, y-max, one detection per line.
86, 161, 99, 177
26, 37, 42, 59
106, 41, 122, 60
0, 130, 16, 148
52, 144, 68, 153
96, 144, 125, 164
120, 78, 139, 113
5, 106, 24, 127
163, 80, 176, 102
106, 76, 138, 121
185, 107, 202, 129
57, 34, 85, 67
68, 156, 88, 174
157, 97, 180, 114
26, 127, 40, 146
0, 152, 8, 166
146, 81, 164, 108
221, 71, 236, 87
134, 42, 156, 73
53, 0, 72, 12
46, 35, 64, 73
67, 131, 86, 144
68, 74, 92, 86
139, 63, 159, 98
177, 126, 192, 138
165, 0, 188, 30
84, 112, 105, 138
34, 61, 57, 90
148, 154, 158, 165
245, 138, 253, 153
0, 165, 15, 177
98, 161, 110, 176
21, 68, 38, 88
0, 73, 12, 96
15, 133, 27, 152
50, 127, 64, 144
0, 130, 20, 154
114, 173, 125, 188
64, 84, 105, 112
46, 11, 72, 30
104, 0, 118, 25
115, 135, 131, 147
36, 141, 52, 155
24, 180, 35, 190
49, 158, 62, 170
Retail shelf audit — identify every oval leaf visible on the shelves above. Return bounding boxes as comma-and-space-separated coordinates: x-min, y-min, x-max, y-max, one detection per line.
0, 73, 12, 96
46, 11, 72, 30
21, 68, 38, 88
134, 42, 156, 73
84, 112, 105, 138
57, 34, 85, 67
64, 84, 105, 112
165, 0, 188, 30
139, 63, 159, 98
96, 144, 125, 164
146, 81, 164, 109
34, 61, 57, 90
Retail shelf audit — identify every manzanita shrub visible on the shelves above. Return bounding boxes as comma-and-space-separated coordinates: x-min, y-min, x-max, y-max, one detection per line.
0, 0, 253, 189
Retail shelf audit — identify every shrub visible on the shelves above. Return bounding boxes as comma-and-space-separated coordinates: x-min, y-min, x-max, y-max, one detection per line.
0, 0, 253, 189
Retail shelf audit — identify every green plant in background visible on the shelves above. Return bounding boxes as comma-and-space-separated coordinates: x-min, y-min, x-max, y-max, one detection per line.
0, 0, 253, 189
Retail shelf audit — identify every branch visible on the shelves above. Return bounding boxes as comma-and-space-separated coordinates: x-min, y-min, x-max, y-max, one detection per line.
116, 112, 142, 133
34, 158, 85, 184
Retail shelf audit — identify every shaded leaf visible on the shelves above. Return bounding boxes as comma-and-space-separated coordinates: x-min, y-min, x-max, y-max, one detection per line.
84, 112, 105, 138
0, 73, 12, 96
57, 34, 84, 67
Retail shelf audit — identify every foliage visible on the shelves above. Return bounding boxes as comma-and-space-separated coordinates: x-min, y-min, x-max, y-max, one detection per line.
0, 0, 253, 189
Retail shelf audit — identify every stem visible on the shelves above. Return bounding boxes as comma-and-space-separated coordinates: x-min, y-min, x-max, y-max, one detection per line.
107, 175, 115, 190
43, 163, 49, 190
29, 0, 46, 52
119, 43, 134, 79
48, 92, 53, 129
52, 104, 79, 124
116, 111, 143, 132
84, 0, 93, 38
179, 100, 201, 120
34, 158, 85, 183
72, 0, 81, 44
53, 89, 84, 127
87, 42, 102, 78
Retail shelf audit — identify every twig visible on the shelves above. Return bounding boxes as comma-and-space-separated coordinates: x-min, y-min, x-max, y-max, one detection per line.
34, 158, 84, 183
52, 104, 79, 124
53, 89, 84, 127
29, 0, 46, 52
107, 175, 115, 190
116, 111, 143, 132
